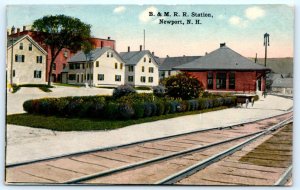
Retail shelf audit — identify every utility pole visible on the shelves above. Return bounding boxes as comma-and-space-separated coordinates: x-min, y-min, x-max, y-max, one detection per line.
263, 33, 270, 67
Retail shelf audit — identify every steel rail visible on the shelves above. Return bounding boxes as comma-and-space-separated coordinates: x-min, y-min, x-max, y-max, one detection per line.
274, 165, 292, 186
6, 110, 292, 168
156, 116, 293, 185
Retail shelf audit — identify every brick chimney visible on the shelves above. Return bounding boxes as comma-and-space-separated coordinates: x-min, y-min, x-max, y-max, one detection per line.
128, 46, 130, 52
107, 36, 110, 40
23, 25, 26, 31
11, 26, 15, 34
220, 43, 226, 47
17, 28, 20, 35
139, 45, 142, 51
152, 52, 154, 56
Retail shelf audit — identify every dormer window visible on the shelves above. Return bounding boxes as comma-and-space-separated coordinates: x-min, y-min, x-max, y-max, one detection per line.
19, 43, 23, 50
144, 57, 146, 62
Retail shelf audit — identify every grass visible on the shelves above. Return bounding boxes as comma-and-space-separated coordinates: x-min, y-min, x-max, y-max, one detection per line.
11, 84, 53, 93
7, 106, 228, 131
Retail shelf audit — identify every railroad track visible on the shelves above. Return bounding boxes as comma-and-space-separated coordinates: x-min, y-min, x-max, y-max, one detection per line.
6, 111, 293, 185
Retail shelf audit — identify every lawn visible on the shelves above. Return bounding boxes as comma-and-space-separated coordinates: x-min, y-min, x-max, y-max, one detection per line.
7, 106, 227, 131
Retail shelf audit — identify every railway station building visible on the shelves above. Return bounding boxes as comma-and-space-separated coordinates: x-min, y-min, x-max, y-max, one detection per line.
174, 43, 271, 93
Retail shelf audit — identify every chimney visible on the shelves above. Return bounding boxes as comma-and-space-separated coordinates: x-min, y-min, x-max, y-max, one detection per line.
152, 52, 154, 56
23, 25, 26, 31
128, 46, 130, 52
107, 36, 110, 40
100, 41, 103, 48
205, 52, 208, 55
11, 26, 15, 34
139, 45, 142, 51
167, 55, 169, 58
17, 28, 20, 35
220, 43, 226, 47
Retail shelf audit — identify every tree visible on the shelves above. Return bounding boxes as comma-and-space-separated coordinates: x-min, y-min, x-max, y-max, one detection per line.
165, 73, 203, 100
32, 15, 92, 85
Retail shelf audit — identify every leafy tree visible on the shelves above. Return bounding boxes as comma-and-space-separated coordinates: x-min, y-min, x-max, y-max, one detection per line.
32, 15, 92, 85
165, 73, 203, 100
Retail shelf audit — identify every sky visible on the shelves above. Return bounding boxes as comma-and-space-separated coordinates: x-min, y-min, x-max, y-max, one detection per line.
6, 4, 294, 58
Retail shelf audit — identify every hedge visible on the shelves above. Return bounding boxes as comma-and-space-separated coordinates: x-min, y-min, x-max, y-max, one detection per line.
23, 95, 237, 120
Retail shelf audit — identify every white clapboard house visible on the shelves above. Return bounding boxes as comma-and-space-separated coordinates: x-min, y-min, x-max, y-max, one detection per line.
7, 34, 47, 85
120, 46, 159, 87
63, 47, 125, 87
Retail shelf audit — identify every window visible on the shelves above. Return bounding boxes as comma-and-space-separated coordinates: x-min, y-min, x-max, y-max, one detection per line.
87, 74, 93, 80
144, 57, 146, 62
69, 74, 76, 80
13, 70, 15, 77
141, 76, 146, 83
110, 53, 113, 57
148, 77, 153, 83
107, 52, 109, 57
149, 67, 154, 73
120, 63, 123, 70
82, 63, 85, 69
29, 44, 32, 51
98, 74, 104, 81
149, 58, 152, 63
128, 76, 134, 82
207, 72, 213, 89
69, 64, 75, 70
15, 55, 25, 62
96, 61, 99, 67
128, 66, 134, 72
75, 63, 80, 69
115, 63, 118, 69
115, 75, 121, 81
19, 43, 23, 50
142, 66, 145, 72
36, 56, 43, 63
216, 72, 226, 89
52, 63, 56, 70
63, 64, 66, 69
34, 70, 42, 78
229, 72, 235, 89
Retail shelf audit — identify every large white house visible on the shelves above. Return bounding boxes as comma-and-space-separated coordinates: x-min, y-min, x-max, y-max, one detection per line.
64, 47, 125, 87
120, 47, 159, 87
6, 34, 47, 85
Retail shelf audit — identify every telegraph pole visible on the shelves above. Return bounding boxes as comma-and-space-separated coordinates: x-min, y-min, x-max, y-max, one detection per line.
263, 33, 270, 67
254, 53, 257, 63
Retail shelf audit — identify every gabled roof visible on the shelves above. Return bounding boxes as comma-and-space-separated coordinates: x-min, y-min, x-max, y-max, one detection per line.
7, 34, 47, 55
119, 50, 158, 66
68, 47, 125, 63
159, 56, 201, 71
174, 45, 270, 71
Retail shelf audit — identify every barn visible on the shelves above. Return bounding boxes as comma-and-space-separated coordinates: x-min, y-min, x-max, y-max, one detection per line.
174, 43, 271, 93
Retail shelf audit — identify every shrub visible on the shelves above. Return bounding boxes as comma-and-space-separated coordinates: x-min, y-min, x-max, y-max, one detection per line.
144, 102, 153, 117
155, 101, 165, 116
164, 101, 171, 115
188, 100, 199, 111
153, 85, 166, 97
132, 102, 145, 118
254, 95, 259, 101
104, 102, 119, 119
113, 85, 136, 99
118, 104, 135, 120
169, 101, 179, 113
165, 73, 203, 100
135, 86, 152, 90
117, 93, 154, 104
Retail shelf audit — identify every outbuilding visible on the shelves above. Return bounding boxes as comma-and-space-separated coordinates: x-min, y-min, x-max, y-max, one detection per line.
174, 43, 271, 93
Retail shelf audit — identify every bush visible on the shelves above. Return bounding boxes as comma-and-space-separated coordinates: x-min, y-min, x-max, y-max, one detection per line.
164, 101, 171, 115
153, 85, 166, 97
254, 95, 259, 101
117, 93, 154, 104
144, 102, 153, 117
104, 102, 119, 119
113, 85, 136, 99
118, 104, 135, 120
165, 73, 203, 100
155, 101, 165, 116
133, 102, 145, 118
135, 86, 152, 90
169, 101, 179, 114
188, 100, 199, 111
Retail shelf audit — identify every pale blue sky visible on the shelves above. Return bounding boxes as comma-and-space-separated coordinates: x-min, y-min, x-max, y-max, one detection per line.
7, 4, 294, 57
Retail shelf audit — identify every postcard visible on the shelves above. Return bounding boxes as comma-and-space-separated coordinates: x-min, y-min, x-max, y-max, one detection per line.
5, 4, 293, 186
